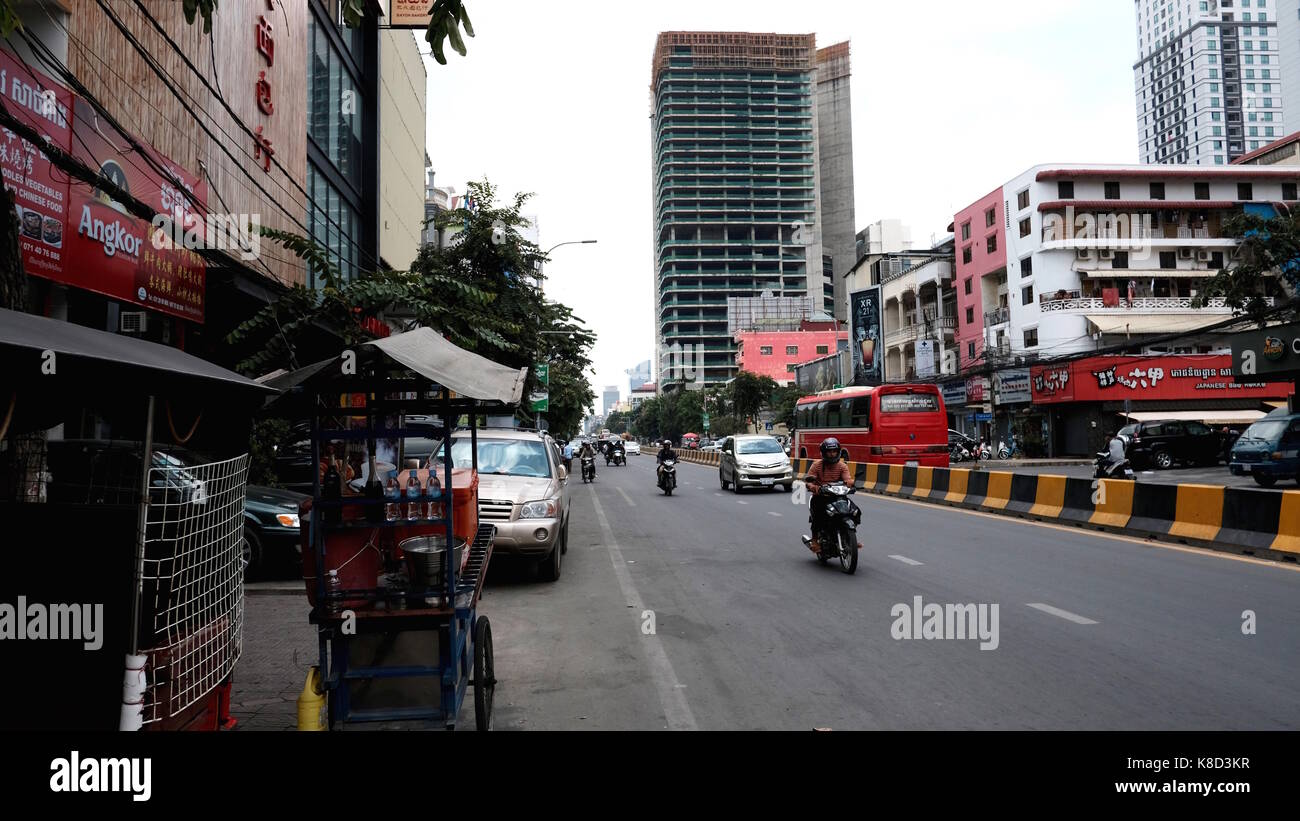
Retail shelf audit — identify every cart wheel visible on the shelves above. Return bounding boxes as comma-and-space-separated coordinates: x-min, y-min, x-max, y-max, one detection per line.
473, 615, 495, 731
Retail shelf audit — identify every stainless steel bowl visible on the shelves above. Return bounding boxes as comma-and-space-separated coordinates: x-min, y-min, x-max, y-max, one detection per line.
399, 534, 467, 593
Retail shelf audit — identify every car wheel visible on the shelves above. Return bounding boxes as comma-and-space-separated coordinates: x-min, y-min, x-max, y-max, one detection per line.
560, 519, 568, 555
541, 539, 562, 582
241, 528, 261, 580
1254, 474, 1277, 488
1152, 449, 1173, 470
719, 471, 728, 490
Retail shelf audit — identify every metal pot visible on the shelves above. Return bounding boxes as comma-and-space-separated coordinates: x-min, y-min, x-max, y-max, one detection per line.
399, 534, 467, 595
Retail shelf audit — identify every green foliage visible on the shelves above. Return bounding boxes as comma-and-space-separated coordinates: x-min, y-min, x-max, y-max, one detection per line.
728, 371, 780, 427
1192, 212, 1299, 323
424, 0, 475, 64
180, 0, 218, 34
605, 411, 627, 435
247, 417, 291, 488
0, 0, 22, 37
768, 386, 802, 430
0, 184, 27, 310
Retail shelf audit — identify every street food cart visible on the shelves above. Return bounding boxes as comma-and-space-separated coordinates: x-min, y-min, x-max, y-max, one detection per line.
0, 307, 273, 730
266, 328, 525, 730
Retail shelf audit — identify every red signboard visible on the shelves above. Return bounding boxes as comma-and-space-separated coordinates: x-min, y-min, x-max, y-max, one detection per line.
1031, 355, 1292, 404
65, 97, 207, 322
1, 49, 73, 284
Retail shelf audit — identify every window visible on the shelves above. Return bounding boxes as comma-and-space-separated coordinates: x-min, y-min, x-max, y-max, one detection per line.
1023, 328, 1039, 348
1194, 181, 1211, 199
961, 222, 971, 240
785, 345, 798, 356
1017, 189, 1030, 210
1021, 285, 1034, 306
986, 235, 997, 253
786, 364, 797, 373
1058, 181, 1075, 199
1150, 181, 1165, 200
1160, 251, 1177, 269
1238, 182, 1254, 200
985, 207, 996, 227
968, 341, 975, 359
816, 345, 829, 355
1283, 183, 1297, 200
964, 277, 972, 295
1210, 251, 1225, 268
759, 346, 773, 355
966, 306, 975, 324
1021, 256, 1033, 277
1104, 181, 1121, 199
849, 397, 871, 428
1113, 250, 1129, 269
824, 399, 842, 427
1019, 217, 1031, 238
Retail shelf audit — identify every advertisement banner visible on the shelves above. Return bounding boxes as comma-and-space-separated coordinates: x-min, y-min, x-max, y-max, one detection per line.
916, 339, 936, 379
1229, 321, 1300, 380
529, 362, 549, 412
1031, 355, 1293, 404
66, 96, 207, 322
994, 368, 1032, 405
941, 380, 967, 407
849, 287, 883, 385
965, 375, 989, 404
0, 50, 73, 284
795, 351, 842, 395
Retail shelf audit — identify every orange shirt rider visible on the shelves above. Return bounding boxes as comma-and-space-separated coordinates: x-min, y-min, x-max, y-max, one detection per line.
803, 456, 853, 491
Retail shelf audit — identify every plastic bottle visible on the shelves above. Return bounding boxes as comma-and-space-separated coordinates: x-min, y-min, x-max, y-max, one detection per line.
405, 469, 423, 521
385, 474, 401, 521
325, 570, 342, 614
322, 458, 341, 526
425, 468, 443, 520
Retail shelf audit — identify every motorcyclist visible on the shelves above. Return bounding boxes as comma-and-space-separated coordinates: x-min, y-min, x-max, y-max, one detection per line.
1101, 430, 1128, 476
579, 440, 596, 479
656, 439, 677, 487
801, 437, 855, 554
612, 437, 626, 464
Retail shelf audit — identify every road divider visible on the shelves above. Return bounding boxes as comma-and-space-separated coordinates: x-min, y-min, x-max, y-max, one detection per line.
789, 459, 1299, 562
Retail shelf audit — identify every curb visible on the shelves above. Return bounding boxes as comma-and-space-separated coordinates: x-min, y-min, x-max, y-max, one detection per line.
791, 459, 1300, 564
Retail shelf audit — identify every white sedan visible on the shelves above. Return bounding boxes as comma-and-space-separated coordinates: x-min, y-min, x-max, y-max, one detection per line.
625, 441, 641, 455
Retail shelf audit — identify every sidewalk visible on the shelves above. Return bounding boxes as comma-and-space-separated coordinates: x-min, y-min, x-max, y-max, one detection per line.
966, 457, 1092, 469
230, 587, 317, 731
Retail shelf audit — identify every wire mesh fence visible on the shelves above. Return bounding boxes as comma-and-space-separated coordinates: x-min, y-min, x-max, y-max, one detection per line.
139, 453, 248, 725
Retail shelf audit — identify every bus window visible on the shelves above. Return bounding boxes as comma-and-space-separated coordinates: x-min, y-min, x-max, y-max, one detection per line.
797, 405, 809, 429
850, 396, 871, 428
825, 399, 842, 428
814, 401, 829, 428
880, 393, 940, 413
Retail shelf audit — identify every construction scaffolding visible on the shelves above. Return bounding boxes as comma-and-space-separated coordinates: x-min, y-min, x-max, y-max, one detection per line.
652, 31, 817, 89
727, 294, 820, 335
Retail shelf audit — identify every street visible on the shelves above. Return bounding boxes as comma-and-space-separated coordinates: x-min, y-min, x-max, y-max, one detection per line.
451, 454, 1300, 730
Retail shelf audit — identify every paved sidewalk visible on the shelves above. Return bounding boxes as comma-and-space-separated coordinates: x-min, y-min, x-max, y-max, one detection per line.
231, 590, 316, 731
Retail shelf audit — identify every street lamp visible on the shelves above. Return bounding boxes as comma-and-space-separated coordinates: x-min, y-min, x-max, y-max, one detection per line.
538, 239, 597, 294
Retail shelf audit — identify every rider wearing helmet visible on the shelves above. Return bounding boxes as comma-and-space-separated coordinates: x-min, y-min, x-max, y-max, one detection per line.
802, 437, 854, 553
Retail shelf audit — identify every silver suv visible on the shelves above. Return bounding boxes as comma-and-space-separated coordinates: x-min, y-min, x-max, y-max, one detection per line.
436, 428, 570, 581
719, 434, 794, 493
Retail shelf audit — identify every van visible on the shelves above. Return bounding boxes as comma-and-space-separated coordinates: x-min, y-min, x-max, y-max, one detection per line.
1228, 413, 1300, 487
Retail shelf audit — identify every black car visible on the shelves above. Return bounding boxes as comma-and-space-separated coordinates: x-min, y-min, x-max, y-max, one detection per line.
242, 484, 309, 579
1118, 420, 1227, 469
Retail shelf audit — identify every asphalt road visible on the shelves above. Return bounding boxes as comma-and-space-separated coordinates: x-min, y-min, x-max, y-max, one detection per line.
483, 453, 1300, 730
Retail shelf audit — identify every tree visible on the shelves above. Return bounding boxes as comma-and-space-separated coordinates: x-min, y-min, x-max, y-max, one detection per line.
605, 411, 628, 435
630, 397, 660, 441
729, 371, 779, 429
1193, 211, 1299, 323
769, 386, 802, 431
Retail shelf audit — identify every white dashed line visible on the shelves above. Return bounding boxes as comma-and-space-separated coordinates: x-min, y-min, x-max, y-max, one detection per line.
889, 555, 923, 566
1026, 603, 1098, 625
616, 487, 636, 508
767, 511, 782, 517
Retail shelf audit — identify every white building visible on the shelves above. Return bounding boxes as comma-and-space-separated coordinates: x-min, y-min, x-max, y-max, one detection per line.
954, 163, 1295, 370
1134, 0, 1284, 165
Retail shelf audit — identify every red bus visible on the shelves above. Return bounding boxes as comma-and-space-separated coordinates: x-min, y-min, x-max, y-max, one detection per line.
792, 384, 949, 467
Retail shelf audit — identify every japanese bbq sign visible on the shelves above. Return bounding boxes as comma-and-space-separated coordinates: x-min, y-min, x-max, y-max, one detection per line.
67, 96, 207, 322
2, 49, 207, 322
1, 49, 72, 285
1030, 355, 1292, 404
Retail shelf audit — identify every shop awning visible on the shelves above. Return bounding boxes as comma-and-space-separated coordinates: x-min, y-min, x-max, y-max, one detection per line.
1087, 314, 1223, 335
1122, 409, 1265, 424
1081, 270, 1219, 279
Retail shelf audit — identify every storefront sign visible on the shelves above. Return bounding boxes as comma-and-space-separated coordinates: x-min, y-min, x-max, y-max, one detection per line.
1230, 321, 1300, 380
850, 287, 884, 385
1031, 355, 1291, 404
916, 339, 936, 379
994, 368, 1032, 405
941, 380, 967, 407
389, 0, 435, 27
965, 375, 989, 404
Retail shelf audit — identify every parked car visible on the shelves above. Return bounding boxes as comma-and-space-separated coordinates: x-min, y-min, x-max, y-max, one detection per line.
1229, 414, 1300, 487
434, 428, 570, 581
1118, 419, 1227, 469
700, 441, 721, 453
243, 484, 310, 577
718, 434, 794, 492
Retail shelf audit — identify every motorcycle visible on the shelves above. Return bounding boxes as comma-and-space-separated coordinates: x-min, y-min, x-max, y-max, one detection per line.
612, 446, 626, 467
950, 443, 970, 463
975, 442, 992, 461
1094, 451, 1136, 480
801, 481, 860, 574
997, 439, 1019, 460
581, 455, 596, 483
657, 459, 677, 496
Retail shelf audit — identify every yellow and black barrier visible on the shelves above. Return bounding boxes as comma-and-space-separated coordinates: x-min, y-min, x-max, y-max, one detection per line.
788, 458, 1299, 561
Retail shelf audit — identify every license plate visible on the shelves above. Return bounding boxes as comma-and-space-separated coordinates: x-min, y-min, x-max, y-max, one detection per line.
760, 478, 775, 486
906, 460, 919, 467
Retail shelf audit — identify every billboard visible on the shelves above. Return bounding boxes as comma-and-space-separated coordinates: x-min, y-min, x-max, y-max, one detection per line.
1031, 355, 1292, 404
1230, 322, 1300, 380
795, 351, 843, 395
849, 287, 883, 385
993, 368, 1032, 405
916, 339, 936, 379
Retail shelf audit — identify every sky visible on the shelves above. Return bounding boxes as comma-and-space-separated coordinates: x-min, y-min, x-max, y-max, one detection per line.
419, 0, 1140, 407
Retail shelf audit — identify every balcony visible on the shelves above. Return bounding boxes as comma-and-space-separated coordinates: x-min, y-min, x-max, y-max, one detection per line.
983, 307, 1010, 328
1038, 295, 1274, 313
884, 316, 956, 347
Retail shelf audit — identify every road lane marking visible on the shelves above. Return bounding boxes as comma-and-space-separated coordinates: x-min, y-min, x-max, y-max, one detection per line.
616, 487, 636, 508
737, 500, 749, 505
1026, 603, 1098, 625
588, 490, 698, 730
767, 511, 782, 517
714, 493, 723, 497
889, 554, 923, 566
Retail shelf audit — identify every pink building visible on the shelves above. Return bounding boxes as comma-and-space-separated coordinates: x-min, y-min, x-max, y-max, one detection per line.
735, 329, 849, 385
952, 188, 1007, 371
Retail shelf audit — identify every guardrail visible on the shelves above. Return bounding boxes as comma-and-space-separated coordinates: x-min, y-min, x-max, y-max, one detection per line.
788, 459, 1300, 562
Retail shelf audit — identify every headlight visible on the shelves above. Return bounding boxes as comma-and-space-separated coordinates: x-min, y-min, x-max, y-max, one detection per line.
520, 499, 558, 519
276, 513, 300, 528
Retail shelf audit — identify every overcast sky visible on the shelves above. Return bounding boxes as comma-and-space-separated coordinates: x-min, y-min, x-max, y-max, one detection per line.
419, 0, 1138, 406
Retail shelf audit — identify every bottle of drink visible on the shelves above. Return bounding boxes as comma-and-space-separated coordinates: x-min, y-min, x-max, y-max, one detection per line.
385, 474, 401, 521
425, 467, 442, 520
405, 468, 423, 521
325, 569, 342, 614
322, 457, 341, 526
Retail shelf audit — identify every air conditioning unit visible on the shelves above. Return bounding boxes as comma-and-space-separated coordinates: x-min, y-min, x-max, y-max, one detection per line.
1178, 246, 1194, 259
120, 311, 148, 334
1098, 249, 1115, 260
1196, 249, 1212, 262
1076, 249, 1092, 261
